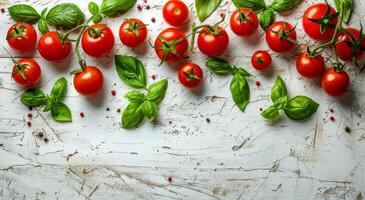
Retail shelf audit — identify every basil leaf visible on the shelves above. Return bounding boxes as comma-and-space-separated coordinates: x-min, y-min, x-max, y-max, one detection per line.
334, 0, 353, 23
270, 0, 302, 12
141, 100, 158, 121
50, 77, 67, 102
283, 96, 319, 120
146, 79, 168, 103
230, 72, 250, 111
100, 0, 136, 17
115, 55, 146, 88
205, 58, 233, 75
195, 0, 222, 22
259, 8, 275, 30
125, 90, 145, 103
273, 96, 288, 109
88, 2, 99, 15
46, 3, 85, 29
38, 8, 49, 34
51, 102, 72, 122
8, 4, 40, 24
236, 68, 252, 77
261, 105, 280, 120
20, 89, 47, 106
122, 103, 144, 129
271, 76, 287, 105
92, 14, 103, 24
232, 0, 266, 12
43, 100, 52, 112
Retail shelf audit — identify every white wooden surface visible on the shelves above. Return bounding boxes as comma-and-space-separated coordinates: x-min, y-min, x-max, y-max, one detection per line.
1, 0, 365, 199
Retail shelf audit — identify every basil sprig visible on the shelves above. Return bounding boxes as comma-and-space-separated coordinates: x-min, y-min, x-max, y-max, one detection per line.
100, 0, 136, 17
261, 76, 319, 121
206, 58, 251, 111
20, 77, 72, 122
195, 0, 223, 22
88, 2, 103, 23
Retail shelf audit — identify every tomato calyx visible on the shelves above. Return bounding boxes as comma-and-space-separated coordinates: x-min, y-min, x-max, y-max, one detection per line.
238, 9, 253, 24
307, 1, 339, 34
332, 62, 347, 72
6, 24, 28, 40
125, 19, 147, 38
338, 25, 365, 65
88, 26, 104, 38
150, 36, 187, 65
183, 69, 200, 81
270, 22, 297, 44
3, 47, 28, 79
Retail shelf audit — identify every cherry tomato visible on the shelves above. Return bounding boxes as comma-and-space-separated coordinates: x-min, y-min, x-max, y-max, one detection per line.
82, 24, 115, 57
38, 32, 72, 61
163, 0, 189, 26
178, 63, 203, 88
265, 21, 297, 53
12, 58, 41, 88
321, 68, 349, 96
335, 28, 365, 62
251, 50, 272, 71
154, 28, 188, 63
302, 3, 338, 41
73, 66, 104, 96
296, 53, 325, 78
230, 8, 258, 37
6, 22, 37, 53
197, 26, 229, 57
119, 18, 147, 48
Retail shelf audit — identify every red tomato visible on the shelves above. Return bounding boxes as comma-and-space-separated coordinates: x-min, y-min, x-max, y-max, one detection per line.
321, 68, 349, 96
163, 0, 189, 26
154, 28, 189, 63
230, 8, 258, 37
251, 50, 272, 71
73, 66, 104, 96
302, 3, 338, 41
265, 21, 297, 53
6, 22, 37, 53
119, 18, 147, 48
38, 32, 72, 61
178, 63, 203, 88
335, 28, 365, 62
296, 53, 325, 78
12, 58, 41, 88
82, 24, 115, 57
197, 26, 229, 57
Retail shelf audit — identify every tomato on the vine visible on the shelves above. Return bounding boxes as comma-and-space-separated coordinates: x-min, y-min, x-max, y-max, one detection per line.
265, 21, 297, 53
163, 0, 189, 26
73, 66, 104, 96
296, 53, 325, 78
12, 58, 41, 88
119, 18, 147, 48
230, 7, 258, 37
251, 50, 272, 71
302, 3, 338, 41
321, 67, 349, 97
38, 32, 72, 61
82, 24, 115, 57
335, 28, 365, 62
6, 22, 37, 53
198, 26, 229, 57
178, 63, 203, 88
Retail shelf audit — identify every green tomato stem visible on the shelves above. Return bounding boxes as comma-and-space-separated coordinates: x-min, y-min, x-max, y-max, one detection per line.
74, 17, 94, 69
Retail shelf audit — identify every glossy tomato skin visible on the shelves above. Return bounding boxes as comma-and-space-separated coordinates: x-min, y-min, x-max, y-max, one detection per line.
163, 0, 189, 26
119, 18, 147, 48
265, 21, 297, 53
251, 50, 272, 71
197, 26, 229, 57
82, 24, 115, 57
154, 28, 189, 62
12, 58, 41, 88
7, 23, 37, 53
296, 53, 325, 78
302, 3, 338, 41
335, 28, 365, 61
38, 32, 72, 61
321, 68, 349, 96
74, 66, 104, 96
230, 8, 258, 37
178, 63, 203, 88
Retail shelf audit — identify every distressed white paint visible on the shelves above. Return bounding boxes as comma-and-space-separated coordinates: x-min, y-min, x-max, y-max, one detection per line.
0, 0, 365, 199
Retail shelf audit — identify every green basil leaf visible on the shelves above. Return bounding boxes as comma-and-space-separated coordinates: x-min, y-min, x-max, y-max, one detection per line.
100, 0, 136, 17
283, 96, 319, 120
46, 3, 85, 29
195, 0, 222, 22
125, 90, 145, 103
334, 0, 353, 23
261, 105, 280, 120
50, 77, 67, 102
122, 103, 145, 129
8, 4, 40, 24
146, 79, 168, 103
205, 58, 233, 75
270, 0, 303, 12
88, 2, 99, 15
232, 0, 266, 12
236, 68, 252, 77
115, 55, 146, 88
230, 73, 250, 111
20, 89, 47, 106
92, 14, 103, 24
259, 8, 275, 31
43, 100, 52, 112
271, 76, 287, 105
51, 102, 72, 122
273, 96, 288, 109
38, 8, 49, 34
141, 100, 158, 121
